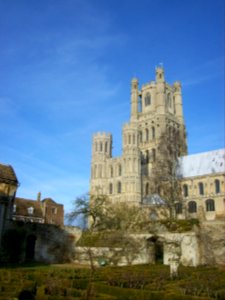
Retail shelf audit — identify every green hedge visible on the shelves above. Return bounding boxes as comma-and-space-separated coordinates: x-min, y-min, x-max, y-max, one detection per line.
93, 282, 211, 300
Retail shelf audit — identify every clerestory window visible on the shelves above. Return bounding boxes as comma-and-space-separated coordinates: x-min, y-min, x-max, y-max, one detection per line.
215, 179, 220, 194
145, 92, 151, 106
198, 182, 204, 195
183, 184, 189, 197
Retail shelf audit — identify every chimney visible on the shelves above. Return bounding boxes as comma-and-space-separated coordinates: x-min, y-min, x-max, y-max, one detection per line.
37, 192, 41, 202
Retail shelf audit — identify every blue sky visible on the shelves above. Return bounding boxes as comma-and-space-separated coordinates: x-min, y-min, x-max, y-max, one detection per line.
0, 0, 224, 214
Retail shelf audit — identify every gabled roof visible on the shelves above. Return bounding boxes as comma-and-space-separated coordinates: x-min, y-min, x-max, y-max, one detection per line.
42, 198, 56, 204
42, 197, 63, 207
0, 163, 19, 185
14, 197, 43, 218
178, 149, 225, 178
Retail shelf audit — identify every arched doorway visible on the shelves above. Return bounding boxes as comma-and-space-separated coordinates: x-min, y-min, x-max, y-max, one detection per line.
148, 236, 164, 264
25, 234, 36, 261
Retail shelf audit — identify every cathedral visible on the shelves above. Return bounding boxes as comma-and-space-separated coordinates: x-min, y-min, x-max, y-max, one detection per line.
90, 67, 225, 221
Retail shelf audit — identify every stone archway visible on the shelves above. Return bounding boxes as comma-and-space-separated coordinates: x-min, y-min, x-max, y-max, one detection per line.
25, 234, 36, 261
147, 236, 164, 264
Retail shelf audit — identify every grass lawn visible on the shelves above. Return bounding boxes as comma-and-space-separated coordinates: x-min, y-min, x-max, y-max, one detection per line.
0, 263, 224, 299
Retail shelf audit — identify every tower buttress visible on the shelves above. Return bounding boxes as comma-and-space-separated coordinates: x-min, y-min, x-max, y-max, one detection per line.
155, 66, 166, 114
173, 81, 184, 123
131, 78, 139, 121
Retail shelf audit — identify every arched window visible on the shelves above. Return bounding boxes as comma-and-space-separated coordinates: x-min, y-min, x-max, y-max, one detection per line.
152, 148, 156, 162
117, 181, 122, 194
188, 201, 197, 213
100, 142, 103, 152
145, 92, 151, 106
215, 179, 220, 194
173, 97, 176, 114
206, 199, 215, 212
110, 166, 113, 177
152, 127, 155, 139
175, 203, 182, 214
146, 128, 149, 141
183, 184, 189, 197
145, 183, 149, 196
109, 183, 113, 194
139, 131, 143, 143
95, 142, 98, 152
98, 165, 102, 178
146, 150, 149, 164
118, 164, 122, 176
133, 134, 135, 144
167, 94, 171, 107
128, 134, 131, 144
198, 182, 204, 195
94, 165, 97, 178
105, 142, 108, 153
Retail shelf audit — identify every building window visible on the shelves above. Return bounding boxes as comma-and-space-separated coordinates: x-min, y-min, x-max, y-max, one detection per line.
206, 199, 215, 212
139, 131, 143, 143
118, 164, 122, 176
94, 165, 97, 178
98, 165, 102, 178
152, 148, 156, 162
110, 166, 113, 177
105, 142, 108, 153
13, 204, 16, 213
188, 201, 197, 213
167, 93, 172, 107
152, 126, 155, 139
117, 181, 122, 193
175, 203, 182, 214
146, 128, 149, 141
128, 134, 131, 144
52, 207, 57, 214
198, 182, 204, 195
145, 92, 151, 106
109, 183, 113, 194
100, 142, 103, 152
183, 184, 188, 197
27, 207, 34, 215
215, 179, 220, 194
173, 97, 176, 114
145, 183, 149, 196
146, 150, 149, 164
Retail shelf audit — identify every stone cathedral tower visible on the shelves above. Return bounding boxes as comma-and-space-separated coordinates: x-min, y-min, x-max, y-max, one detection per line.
90, 66, 187, 206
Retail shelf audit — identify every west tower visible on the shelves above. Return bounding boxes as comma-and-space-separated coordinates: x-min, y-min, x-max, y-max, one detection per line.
90, 67, 187, 205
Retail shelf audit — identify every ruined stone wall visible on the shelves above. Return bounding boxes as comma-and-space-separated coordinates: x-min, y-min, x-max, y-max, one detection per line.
1, 221, 82, 264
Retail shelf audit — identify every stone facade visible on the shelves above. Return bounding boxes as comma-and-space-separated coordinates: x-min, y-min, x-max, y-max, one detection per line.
179, 151, 225, 221
90, 67, 225, 220
0, 163, 19, 246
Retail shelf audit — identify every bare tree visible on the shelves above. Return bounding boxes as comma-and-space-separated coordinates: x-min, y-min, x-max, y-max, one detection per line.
66, 193, 109, 230
149, 126, 186, 219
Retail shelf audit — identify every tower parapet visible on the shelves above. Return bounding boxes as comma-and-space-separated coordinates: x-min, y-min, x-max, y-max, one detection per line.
92, 132, 112, 159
